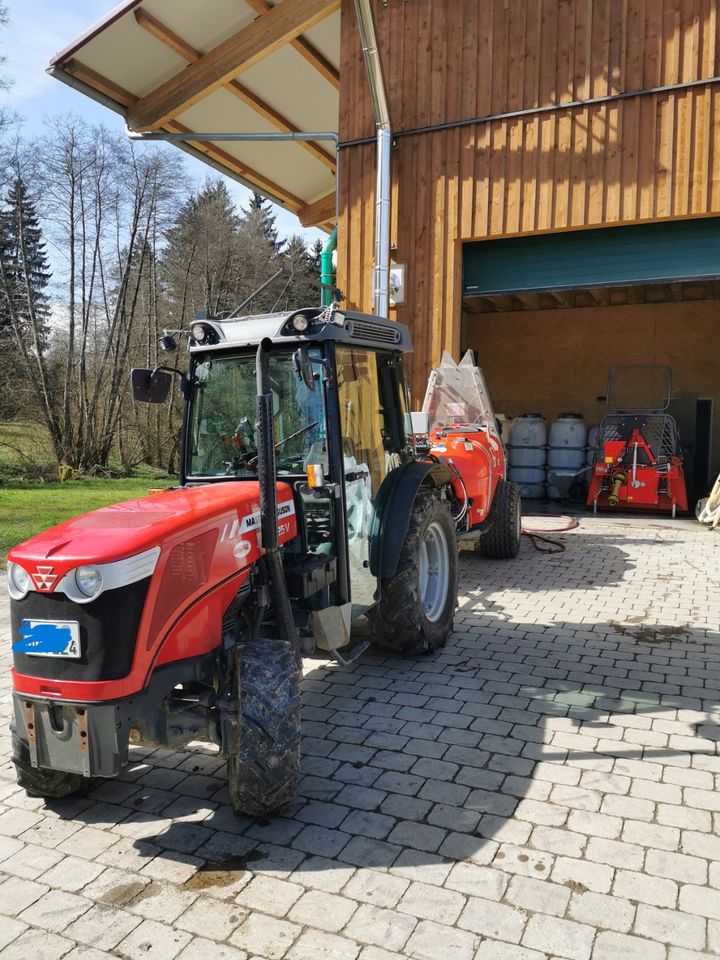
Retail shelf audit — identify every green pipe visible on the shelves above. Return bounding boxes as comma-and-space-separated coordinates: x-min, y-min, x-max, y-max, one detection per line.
320, 226, 338, 306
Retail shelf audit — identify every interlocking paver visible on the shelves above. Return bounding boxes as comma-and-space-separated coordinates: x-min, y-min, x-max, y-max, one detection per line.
634, 903, 706, 949
567, 890, 635, 932
522, 913, 594, 959
0, 927, 71, 960
404, 919, 478, 960
592, 931, 666, 960
63, 902, 143, 950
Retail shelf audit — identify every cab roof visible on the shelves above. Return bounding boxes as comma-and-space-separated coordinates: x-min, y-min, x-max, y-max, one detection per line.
189, 308, 413, 353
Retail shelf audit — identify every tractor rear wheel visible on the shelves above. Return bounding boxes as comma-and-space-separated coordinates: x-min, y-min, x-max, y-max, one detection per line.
477, 478, 522, 559
226, 638, 301, 816
11, 722, 92, 800
368, 491, 458, 656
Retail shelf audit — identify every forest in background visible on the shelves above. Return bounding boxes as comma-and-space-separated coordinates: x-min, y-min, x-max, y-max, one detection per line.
0, 114, 325, 480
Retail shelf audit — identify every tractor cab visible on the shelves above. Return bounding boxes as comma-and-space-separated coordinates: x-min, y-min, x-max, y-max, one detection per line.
179, 306, 416, 630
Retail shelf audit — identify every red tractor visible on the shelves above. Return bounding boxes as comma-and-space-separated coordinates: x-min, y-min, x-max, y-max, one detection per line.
7, 305, 519, 814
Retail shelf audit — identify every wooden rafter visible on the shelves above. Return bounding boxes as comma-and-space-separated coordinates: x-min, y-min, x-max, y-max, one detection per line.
297, 189, 335, 227
127, 0, 340, 131
63, 61, 306, 213
133, 8, 335, 174
243, 0, 339, 89
64, 59, 137, 107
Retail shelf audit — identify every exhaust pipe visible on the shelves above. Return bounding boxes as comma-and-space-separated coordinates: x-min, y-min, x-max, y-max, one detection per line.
353, 0, 392, 319
256, 339, 300, 657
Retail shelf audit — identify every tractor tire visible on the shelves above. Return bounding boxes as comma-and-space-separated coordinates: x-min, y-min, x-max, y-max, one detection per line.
477, 478, 522, 559
368, 491, 458, 656
11, 722, 91, 800
226, 638, 301, 817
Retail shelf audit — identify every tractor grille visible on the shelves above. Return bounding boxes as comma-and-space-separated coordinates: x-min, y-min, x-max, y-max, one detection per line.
11, 580, 150, 682
347, 319, 401, 345
148, 530, 218, 646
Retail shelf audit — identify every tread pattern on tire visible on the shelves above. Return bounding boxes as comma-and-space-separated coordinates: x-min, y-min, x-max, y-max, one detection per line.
368, 491, 459, 656
226, 637, 301, 816
11, 721, 92, 799
477, 478, 522, 559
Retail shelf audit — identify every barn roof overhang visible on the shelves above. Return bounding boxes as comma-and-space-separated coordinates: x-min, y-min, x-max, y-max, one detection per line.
48, 0, 341, 231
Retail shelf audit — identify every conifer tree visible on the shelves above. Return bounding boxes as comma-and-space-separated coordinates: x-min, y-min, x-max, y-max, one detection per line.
245, 192, 284, 255
0, 176, 51, 410
0, 178, 51, 336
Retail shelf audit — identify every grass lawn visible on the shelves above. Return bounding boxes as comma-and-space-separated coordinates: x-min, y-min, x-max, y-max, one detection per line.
0, 478, 172, 565
0, 421, 56, 479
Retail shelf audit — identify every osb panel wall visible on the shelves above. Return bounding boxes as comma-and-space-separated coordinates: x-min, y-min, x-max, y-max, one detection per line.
464, 299, 720, 474
336, 0, 720, 400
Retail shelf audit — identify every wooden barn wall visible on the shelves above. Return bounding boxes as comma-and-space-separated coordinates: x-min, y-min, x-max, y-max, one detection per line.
336, 0, 720, 400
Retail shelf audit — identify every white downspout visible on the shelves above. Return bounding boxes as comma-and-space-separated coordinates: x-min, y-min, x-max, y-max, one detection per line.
353, 0, 392, 319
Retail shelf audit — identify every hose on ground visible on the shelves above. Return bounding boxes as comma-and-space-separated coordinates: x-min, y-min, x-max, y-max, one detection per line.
521, 515, 579, 554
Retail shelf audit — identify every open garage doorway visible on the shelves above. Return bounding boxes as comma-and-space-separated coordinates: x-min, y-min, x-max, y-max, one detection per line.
461, 219, 720, 508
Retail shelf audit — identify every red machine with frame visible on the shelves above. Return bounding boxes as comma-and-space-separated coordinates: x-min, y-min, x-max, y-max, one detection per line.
587, 365, 688, 516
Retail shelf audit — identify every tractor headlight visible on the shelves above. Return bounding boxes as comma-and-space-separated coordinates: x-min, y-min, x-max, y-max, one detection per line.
75, 565, 103, 600
7, 562, 31, 600
191, 323, 207, 343
292, 315, 309, 332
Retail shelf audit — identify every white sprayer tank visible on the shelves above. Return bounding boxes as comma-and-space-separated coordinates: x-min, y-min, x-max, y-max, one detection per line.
547, 413, 587, 470
586, 425, 599, 465
508, 413, 546, 498
546, 413, 587, 500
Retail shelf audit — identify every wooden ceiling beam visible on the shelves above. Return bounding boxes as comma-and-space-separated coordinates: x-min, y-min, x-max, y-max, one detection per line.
626, 284, 646, 304
513, 292, 542, 310
587, 286, 610, 306
64, 59, 137, 108
244, 0, 339, 89
544, 290, 575, 308
297, 189, 336, 227
134, 8, 335, 173
127, 0, 340, 130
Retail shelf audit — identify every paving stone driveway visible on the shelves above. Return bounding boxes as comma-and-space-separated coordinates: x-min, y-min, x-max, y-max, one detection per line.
0, 516, 718, 960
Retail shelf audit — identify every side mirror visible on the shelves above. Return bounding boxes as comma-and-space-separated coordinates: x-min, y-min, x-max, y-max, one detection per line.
293, 346, 316, 392
131, 368, 172, 404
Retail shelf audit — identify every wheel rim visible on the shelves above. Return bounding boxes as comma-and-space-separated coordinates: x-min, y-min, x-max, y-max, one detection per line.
418, 520, 450, 623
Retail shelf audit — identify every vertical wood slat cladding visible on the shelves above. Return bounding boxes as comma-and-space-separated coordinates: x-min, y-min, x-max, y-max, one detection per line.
336, 0, 720, 399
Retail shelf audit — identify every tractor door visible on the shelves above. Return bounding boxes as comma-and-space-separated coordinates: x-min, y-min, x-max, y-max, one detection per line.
334, 346, 410, 613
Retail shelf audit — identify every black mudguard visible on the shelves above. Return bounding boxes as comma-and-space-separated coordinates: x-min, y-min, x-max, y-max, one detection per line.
369, 460, 453, 579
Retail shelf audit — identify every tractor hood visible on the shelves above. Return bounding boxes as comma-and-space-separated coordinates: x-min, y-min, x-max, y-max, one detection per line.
8, 482, 296, 597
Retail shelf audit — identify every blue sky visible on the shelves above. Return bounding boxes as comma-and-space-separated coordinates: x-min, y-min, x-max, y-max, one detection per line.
0, 0, 324, 244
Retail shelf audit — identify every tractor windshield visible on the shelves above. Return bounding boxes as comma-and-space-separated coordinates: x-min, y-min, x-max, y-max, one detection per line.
187, 350, 326, 479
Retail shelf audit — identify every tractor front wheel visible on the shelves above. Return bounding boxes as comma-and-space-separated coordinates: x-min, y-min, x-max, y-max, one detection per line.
11, 722, 91, 800
368, 492, 458, 656
226, 638, 301, 817
477, 478, 522, 559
